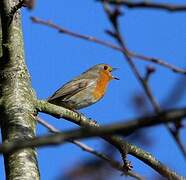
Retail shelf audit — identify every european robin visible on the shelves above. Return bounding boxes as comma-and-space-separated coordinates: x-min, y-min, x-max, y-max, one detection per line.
48, 64, 119, 110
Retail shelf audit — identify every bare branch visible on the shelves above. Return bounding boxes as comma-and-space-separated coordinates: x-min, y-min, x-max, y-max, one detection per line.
22, 0, 35, 9
103, 0, 186, 12
0, 133, 182, 179
171, 121, 186, 156
144, 66, 156, 82
103, 2, 160, 111
30, 7, 186, 179
36, 100, 186, 134
127, 144, 184, 180
36, 100, 186, 179
31, 16, 186, 75
35, 102, 135, 172
0, 102, 186, 180
37, 117, 144, 180
102, 2, 186, 160
132, 53, 186, 74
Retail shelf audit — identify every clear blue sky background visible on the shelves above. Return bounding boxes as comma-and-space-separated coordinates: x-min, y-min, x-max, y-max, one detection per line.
1, 0, 186, 179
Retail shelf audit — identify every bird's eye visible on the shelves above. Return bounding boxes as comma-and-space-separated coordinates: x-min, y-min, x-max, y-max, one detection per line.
104, 65, 108, 70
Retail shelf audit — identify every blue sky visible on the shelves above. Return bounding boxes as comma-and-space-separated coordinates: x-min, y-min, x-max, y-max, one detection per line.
1, 0, 186, 179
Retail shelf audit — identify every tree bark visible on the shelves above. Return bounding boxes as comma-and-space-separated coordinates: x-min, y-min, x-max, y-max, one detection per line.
0, 0, 40, 179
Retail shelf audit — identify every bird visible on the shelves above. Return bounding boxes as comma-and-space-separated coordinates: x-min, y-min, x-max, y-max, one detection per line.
48, 64, 119, 110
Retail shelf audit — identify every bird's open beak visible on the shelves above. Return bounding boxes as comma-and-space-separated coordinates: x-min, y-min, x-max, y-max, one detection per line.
111, 68, 119, 80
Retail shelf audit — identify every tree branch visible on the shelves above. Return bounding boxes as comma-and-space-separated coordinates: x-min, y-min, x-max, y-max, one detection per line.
102, 1, 186, 160
37, 117, 144, 180
103, 0, 186, 12
0, 128, 183, 180
0, 101, 186, 180
36, 100, 186, 134
36, 100, 186, 179
29, 5, 186, 179
31, 16, 186, 75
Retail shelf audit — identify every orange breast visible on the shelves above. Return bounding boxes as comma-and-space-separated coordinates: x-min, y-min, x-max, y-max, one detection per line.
93, 70, 111, 100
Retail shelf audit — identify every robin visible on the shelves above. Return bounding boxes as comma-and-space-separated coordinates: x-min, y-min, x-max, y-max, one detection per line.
48, 64, 119, 110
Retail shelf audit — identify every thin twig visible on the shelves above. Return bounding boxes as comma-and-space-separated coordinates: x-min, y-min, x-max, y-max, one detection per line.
37, 117, 144, 180
103, 0, 186, 12
144, 66, 156, 82
132, 53, 186, 74
31, 16, 186, 75
22, 0, 35, 9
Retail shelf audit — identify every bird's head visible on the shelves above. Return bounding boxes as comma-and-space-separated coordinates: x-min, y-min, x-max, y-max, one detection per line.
89, 64, 119, 80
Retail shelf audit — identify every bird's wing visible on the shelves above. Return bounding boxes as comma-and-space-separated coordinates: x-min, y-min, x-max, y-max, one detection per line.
48, 79, 94, 101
